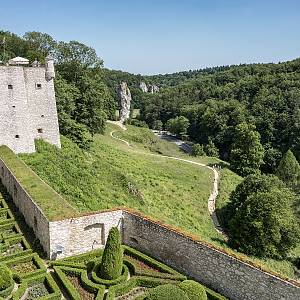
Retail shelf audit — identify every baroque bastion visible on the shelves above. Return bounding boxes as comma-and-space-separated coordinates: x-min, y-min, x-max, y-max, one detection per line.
0, 59, 299, 299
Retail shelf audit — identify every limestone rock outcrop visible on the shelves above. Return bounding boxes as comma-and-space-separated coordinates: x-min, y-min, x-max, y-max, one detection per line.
118, 82, 132, 123
139, 82, 159, 94
139, 81, 148, 93
148, 84, 160, 94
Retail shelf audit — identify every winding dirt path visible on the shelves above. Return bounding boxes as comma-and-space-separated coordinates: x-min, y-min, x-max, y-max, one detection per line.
108, 121, 226, 237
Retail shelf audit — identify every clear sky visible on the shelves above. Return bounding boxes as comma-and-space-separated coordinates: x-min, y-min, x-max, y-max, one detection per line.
0, 0, 299, 74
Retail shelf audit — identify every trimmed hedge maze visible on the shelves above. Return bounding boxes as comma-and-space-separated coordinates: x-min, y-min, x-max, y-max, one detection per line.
0, 181, 226, 299
51, 246, 227, 300
0, 184, 61, 300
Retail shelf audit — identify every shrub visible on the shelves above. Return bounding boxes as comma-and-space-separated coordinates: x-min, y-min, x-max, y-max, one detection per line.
98, 227, 123, 280
276, 149, 300, 187
179, 280, 207, 300
0, 264, 13, 298
205, 139, 219, 158
192, 144, 205, 157
145, 284, 189, 300
0, 264, 13, 291
130, 119, 149, 128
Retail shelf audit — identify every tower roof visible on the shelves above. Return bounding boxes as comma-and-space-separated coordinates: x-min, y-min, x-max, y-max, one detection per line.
8, 57, 29, 65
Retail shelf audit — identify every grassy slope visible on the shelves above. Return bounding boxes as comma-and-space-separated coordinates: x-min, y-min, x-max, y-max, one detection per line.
0, 146, 76, 220
20, 124, 299, 280
114, 125, 220, 165
109, 125, 300, 280
20, 124, 223, 244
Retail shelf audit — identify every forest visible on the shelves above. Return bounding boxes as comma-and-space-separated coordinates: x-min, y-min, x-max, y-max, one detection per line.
141, 59, 300, 174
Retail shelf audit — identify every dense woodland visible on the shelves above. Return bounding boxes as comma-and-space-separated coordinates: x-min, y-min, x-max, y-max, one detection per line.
142, 60, 300, 170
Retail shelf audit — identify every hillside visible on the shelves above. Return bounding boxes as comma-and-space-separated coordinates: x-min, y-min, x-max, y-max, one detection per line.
20, 124, 219, 240
140, 58, 300, 166
19, 124, 299, 280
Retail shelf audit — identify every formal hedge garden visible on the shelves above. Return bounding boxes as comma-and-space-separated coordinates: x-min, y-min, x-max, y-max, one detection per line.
0, 183, 61, 300
50, 227, 227, 300
0, 182, 226, 299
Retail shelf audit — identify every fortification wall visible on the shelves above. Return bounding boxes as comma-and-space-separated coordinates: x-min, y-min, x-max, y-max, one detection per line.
122, 210, 300, 300
49, 210, 123, 259
0, 158, 50, 254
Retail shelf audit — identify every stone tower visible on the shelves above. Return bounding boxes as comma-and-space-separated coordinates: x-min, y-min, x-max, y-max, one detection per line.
0, 57, 61, 153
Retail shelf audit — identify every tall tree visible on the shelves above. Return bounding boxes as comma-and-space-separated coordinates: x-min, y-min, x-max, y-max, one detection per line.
166, 116, 190, 137
23, 31, 57, 62
230, 123, 264, 176
228, 178, 300, 258
276, 150, 300, 187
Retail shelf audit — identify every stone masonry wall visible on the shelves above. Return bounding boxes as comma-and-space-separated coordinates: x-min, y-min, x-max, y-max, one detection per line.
0, 65, 60, 153
49, 210, 123, 260
122, 210, 300, 300
24, 67, 61, 148
0, 66, 35, 153
0, 158, 50, 253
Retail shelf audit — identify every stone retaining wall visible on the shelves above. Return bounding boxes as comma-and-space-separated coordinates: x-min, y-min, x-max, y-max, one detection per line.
0, 158, 50, 253
122, 210, 300, 300
49, 210, 123, 259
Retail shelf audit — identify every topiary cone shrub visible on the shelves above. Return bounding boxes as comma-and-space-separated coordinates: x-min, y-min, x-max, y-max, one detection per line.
0, 264, 14, 298
179, 280, 207, 300
98, 227, 123, 280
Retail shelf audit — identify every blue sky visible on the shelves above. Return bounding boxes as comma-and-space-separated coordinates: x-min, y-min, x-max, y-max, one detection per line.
0, 0, 299, 74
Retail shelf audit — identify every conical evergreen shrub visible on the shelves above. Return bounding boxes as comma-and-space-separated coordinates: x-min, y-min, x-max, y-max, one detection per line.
98, 227, 123, 280
276, 150, 300, 187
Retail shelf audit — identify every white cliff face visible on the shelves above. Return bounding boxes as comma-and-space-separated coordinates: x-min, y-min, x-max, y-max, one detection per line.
148, 84, 159, 94
139, 81, 148, 93
118, 82, 132, 123
153, 85, 159, 93
140, 82, 159, 94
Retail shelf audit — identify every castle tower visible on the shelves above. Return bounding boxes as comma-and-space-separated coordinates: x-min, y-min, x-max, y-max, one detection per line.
0, 56, 61, 153
45, 55, 55, 81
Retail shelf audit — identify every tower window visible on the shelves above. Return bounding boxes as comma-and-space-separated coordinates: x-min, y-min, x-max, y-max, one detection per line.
8, 85, 13, 89
36, 83, 42, 89
15, 135, 19, 138
37, 128, 43, 133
